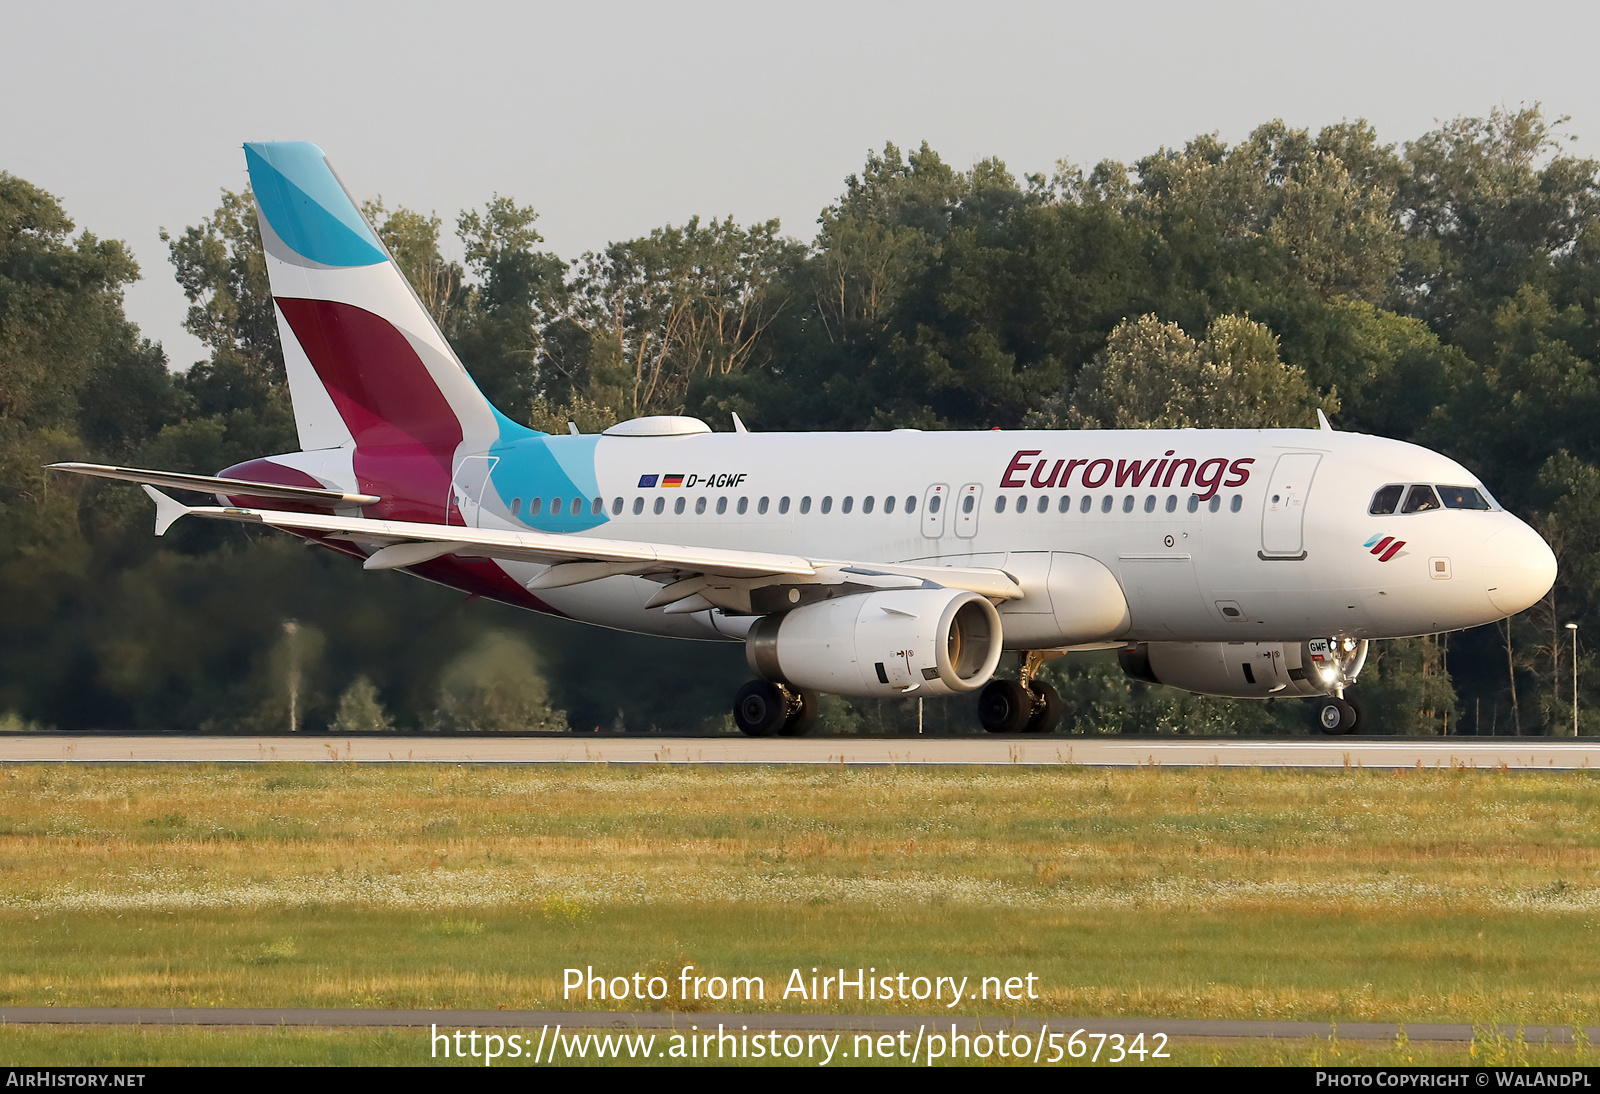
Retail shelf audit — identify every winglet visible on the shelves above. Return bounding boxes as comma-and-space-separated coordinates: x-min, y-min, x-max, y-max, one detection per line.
1316, 409, 1334, 432
142, 486, 191, 536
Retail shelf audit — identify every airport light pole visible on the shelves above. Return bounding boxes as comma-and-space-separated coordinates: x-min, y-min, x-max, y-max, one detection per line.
1568, 623, 1579, 736
284, 619, 301, 733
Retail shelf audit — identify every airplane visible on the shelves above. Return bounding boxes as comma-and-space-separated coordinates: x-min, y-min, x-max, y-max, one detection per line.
50, 142, 1559, 737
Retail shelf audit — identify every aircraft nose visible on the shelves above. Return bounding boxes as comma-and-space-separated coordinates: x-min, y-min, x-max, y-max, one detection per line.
1483, 520, 1557, 616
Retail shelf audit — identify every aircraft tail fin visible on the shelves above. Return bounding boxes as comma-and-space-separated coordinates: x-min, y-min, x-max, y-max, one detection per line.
244, 142, 517, 456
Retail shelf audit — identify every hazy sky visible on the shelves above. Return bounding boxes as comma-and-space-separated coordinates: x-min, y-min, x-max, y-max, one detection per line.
7, 0, 1599, 367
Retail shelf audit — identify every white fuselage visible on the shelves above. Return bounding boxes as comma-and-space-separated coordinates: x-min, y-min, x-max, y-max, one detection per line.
417, 425, 1556, 648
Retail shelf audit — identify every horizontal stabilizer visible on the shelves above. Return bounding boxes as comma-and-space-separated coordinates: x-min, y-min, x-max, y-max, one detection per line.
49, 463, 379, 507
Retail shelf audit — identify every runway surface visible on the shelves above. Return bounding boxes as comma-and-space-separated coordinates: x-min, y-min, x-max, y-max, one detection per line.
1, 734, 1597, 767
0, 1006, 1593, 1043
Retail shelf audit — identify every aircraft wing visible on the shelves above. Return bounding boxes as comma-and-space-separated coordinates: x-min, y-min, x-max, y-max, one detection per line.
139, 489, 1023, 610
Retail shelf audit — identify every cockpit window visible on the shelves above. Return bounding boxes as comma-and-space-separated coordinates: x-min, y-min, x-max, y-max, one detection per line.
1401, 485, 1442, 514
1369, 485, 1403, 515
1438, 485, 1491, 510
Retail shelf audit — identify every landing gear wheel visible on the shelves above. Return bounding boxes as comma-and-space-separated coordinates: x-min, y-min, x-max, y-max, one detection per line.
1023, 682, 1061, 734
734, 680, 788, 737
979, 679, 1032, 734
1315, 696, 1359, 735
778, 687, 819, 737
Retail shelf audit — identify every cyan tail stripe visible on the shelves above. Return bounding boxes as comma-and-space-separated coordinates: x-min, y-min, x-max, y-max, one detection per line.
245, 142, 386, 268
487, 434, 607, 533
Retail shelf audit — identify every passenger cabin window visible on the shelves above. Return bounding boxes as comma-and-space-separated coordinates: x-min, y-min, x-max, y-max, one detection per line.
1059, 495, 1072, 513
653, 497, 665, 515
592, 498, 603, 515
1101, 496, 1113, 513
862, 496, 874, 514
1143, 495, 1156, 513
551, 497, 563, 515
695, 497, 707, 515
1369, 485, 1404, 515
758, 497, 769, 514
994, 497, 1006, 514
1187, 495, 1199, 513
674, 497, 686, 515
779, 497, 790, 514
1037, 496, 1048, 514
963, 495, 975, 514
1079, 496, 1091, 513
1439, 485, 1491, 510
611, 497, 622, 515
510, 497, 522, 516
841, 496, 853, 514
1402, 485, 1442, 514
821, 496, 833, 514
1230, 495, 1242, 513
737, 497, 749, 515
633, 497, 644, 515
1208, 496, 1221, 513
800, 496, 812, 514
715, 497, 727, 515
1165, 495, 1177, 513
1122, 495, 1134, 513
928, 495, 940, 513
883, 496, 895, 514
905, 496, 917, 514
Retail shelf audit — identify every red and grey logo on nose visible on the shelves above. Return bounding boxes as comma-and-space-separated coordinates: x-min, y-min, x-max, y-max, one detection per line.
1364, 534, 1406, 561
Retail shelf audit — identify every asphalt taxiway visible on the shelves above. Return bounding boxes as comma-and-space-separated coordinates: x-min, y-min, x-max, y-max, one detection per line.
0, 734, 1595, 767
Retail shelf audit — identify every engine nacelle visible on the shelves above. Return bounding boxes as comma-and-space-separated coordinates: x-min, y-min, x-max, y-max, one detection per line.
746, 588, 1003, 698
1119, 639, 1368, 699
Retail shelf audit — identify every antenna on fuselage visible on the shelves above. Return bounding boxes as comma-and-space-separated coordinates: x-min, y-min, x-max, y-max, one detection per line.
731, 412, 750, 433
1316, 409, 1334, 432
568, 421, 580, 435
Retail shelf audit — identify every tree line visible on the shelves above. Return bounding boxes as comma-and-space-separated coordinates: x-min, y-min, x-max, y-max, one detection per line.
2, 105, 1596, 734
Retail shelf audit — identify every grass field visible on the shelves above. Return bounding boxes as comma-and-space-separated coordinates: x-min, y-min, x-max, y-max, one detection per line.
2, 763, 1599, 1064
0, 1026, 1593, 1067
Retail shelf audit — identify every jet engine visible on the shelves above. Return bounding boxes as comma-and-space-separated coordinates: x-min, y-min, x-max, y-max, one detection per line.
1118, 638, 1368, 699
745, 588, 1004, 697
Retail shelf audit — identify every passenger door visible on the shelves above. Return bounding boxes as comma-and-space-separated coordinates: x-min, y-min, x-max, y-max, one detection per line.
449, 455, 499, 528
1259, 453, 1320, 560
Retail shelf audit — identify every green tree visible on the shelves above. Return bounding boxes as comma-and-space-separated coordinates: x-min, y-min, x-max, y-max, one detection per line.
1038, 312, 1336, 429
430, 630, 568, 732
331, 675, 395, 733
450, 196, 567, 418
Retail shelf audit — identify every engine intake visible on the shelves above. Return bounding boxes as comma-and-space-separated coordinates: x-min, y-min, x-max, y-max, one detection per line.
1119, 639, 1368, 699
746, 588, 1003, 697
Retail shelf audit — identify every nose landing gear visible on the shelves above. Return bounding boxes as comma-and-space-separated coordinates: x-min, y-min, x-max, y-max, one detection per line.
1314, 695, 1363, 735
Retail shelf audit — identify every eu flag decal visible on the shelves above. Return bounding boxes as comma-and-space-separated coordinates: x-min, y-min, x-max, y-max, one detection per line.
638, 474, 659, 488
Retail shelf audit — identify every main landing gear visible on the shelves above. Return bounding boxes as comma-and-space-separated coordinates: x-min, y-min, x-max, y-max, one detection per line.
733, 679, 819, 737
1313, 694, 1364, 735
978, 650, 1062, 734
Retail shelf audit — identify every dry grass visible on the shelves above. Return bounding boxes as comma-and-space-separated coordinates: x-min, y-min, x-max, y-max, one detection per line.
1, 764, 1598, 1024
